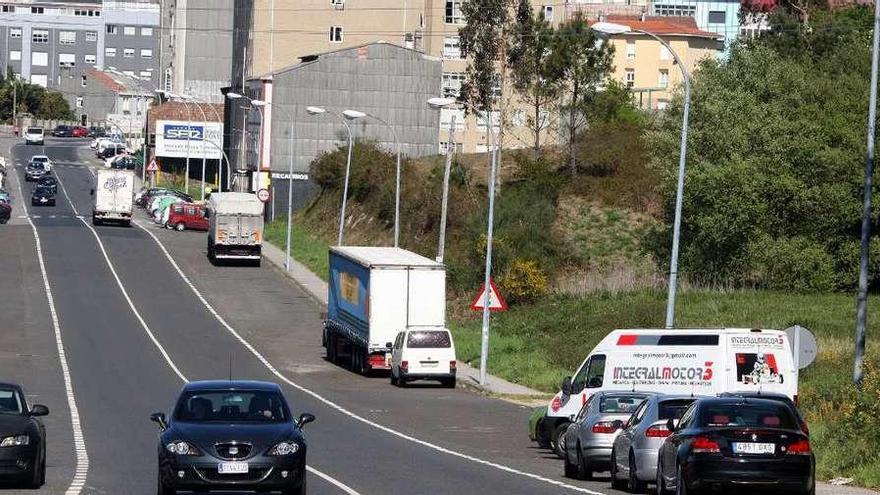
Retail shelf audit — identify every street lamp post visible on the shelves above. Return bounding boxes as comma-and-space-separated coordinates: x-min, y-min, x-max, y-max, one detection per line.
182, 94, 209, 200
227, 92, 266, 196
307, 106, 356, 245
426, 98, 460, 263
593, 22, 691, 329
361, 112, 402, 247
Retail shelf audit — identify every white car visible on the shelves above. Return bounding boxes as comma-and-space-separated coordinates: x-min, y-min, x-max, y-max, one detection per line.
95, 136, 125, 156
105, 154, 129, 169
389, 329, 457, 388
24, 127, 44, 145
30, 155, 52, 172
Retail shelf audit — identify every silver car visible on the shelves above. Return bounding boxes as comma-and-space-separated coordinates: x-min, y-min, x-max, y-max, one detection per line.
563, 391, 654, 480
610, 395, 698, 492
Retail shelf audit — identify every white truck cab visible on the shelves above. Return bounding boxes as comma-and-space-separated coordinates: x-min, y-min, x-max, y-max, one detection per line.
537, 328, 798, 456
390, 328, 456, 388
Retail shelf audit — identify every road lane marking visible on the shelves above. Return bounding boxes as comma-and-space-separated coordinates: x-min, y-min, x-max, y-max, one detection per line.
134, 220, 607, 495
14, 166, 90, 495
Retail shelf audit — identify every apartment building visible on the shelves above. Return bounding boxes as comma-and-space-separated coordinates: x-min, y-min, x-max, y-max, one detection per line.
159, 0, 233, 102
0, 0, 161, 91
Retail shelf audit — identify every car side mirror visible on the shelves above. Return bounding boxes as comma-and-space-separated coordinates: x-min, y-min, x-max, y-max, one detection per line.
569, 414, 576, 422
150, 412, 168, 430
666, 418, 678, 432
29, 404, 49, 417
89, 189, 95, 196
297, 413, 316, 428
386, 342, 393, 349
561, 376, 573, 396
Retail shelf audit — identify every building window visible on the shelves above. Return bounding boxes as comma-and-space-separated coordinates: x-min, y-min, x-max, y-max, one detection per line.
74, 9, 96, 16
331, 0, 345, 7
85, 54, 96, 64
660, 45, 671, 60
107, 25, 117, 34
9, 50, 19, 61
1, 5, 10, 12
440, 108, 466, 131
658, 69, 669, 89
439, 142, 463, 154
32, 29, 49, 44
123, 70, 135, 77
653, 4, 696, 17
441, 72, 466, 98
31, 51, 48, 66
123, 48, 135, 58
123, 26, 135, 35
81, 75, 87, 87
542, 5, 554, 21
31, 74, 47, 87
59, 31, 76, 44
105, 47, 116, 57
626, 40, 636, 59
707, 10, 726, 24
139, 70, 152, 79
140, 49, 153, 59
59, 53, 75, 67
445, 0, 463, 24
86, 31, 97, 42
657, 99, 669, 110
9, 27, 20, 38
625, 69, 635, 88
76, 97, 83, 108
31, 6, 44, 14
490, 74, 502, 99
443, 36, 463, 59
476, 110, 501, 130
141, 27, 153, 36
164, 68, 172, 92
329, 26, 343, 42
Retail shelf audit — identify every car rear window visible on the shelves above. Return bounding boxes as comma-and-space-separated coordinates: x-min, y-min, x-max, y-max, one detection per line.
28, 127, 42, 133
407, 331, 451, 348
600, 394, 648, 413
658, 399, 696, 420
701, 402, 797, 429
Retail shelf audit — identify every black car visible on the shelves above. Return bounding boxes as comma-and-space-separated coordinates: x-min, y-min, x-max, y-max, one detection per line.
24, 163, 48, 182
0, 200, 11, 224
656, 397, 814, 495
51, 125, 72, 137
98, 143, 126, 159
36, 176, 58, 194
31, 186, 55, 207
0, 383, 49, 488
718, 391, 809, 435
88, 126, 108, 138
152, 380, 314, 495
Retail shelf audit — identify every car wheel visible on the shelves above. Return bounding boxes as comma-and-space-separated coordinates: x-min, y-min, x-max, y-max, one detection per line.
563, 450, 578, 479
657, 459, 671, 495
281, 475, 306, 495
550, 423, 569, 459
441, 377, 456, 389
157, 468, 176, 495
610, 447, 627, 489
26, 454, 43, 488
536, 419, 552, 449
390, 368, 399, 386
175, 222, 185, 231
675, 463, 688, 495
629, 452, 647, 493
576, 445, 592, 481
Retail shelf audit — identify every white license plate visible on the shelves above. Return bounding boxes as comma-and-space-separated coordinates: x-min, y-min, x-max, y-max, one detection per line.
40, 198, 47, 203
420, 361, 439, 368
218, 462, 248, 474
733, 442, 775, 454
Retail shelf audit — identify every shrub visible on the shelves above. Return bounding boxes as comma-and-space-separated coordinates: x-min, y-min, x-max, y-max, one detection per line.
746, 236, 837, 292
499, 259, 549, 304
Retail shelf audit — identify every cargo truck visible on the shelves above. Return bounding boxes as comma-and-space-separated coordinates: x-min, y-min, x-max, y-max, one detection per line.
324, 247, 447, 374
206, 192, 264, 266
91, 168, 134, 226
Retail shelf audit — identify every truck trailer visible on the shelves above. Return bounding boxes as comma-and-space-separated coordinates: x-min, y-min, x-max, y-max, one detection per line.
205, 192, 264, 266
324, 246, 447, 374
92, 169, 134, 226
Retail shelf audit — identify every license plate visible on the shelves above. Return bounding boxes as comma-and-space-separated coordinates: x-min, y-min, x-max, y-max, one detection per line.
420, 361, 438, 368
733, 442, 775, 454
218, 462, 248, 474
40, 198, 47, 203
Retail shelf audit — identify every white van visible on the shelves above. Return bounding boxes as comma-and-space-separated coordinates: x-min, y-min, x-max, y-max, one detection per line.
390, 329, 457, 388
536, 328, 798, 455
25, 127, 44, 145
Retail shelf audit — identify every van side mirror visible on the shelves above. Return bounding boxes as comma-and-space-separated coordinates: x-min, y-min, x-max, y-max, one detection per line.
561, 376, 573, 396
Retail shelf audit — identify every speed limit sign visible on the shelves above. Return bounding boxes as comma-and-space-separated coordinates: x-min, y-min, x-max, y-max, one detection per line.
256, 188, 270, 202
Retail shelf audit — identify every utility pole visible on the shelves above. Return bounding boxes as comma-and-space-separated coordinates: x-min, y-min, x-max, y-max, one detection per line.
437, 114, 456, 263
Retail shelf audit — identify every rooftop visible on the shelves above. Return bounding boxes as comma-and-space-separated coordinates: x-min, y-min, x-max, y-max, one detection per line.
597, 15, 723, 39
146, 100, 224, 132
331, 246, 444, 268
87, 68, 154, 96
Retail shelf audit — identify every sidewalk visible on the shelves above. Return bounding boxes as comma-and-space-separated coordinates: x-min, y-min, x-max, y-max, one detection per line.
260, 240, 549, 399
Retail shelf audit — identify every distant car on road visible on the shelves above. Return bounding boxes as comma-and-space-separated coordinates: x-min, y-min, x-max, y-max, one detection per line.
390, 329, 457, 388
71, 126, 89, 138
0, 189, 11, 202
36, 176, 58, 194
29, 155, 52, 172
610, 395, 699, 491
24, 127, 44, 146
166, 203, 208, 231
31, 185, 55, 206
51, 125, 73, 137
24, 163, 48, 182
88, 126, 107, 138
562, 391, 653, 480
656, 397, 814, 495
151, 380, 314, 495
0, 382, 49, 488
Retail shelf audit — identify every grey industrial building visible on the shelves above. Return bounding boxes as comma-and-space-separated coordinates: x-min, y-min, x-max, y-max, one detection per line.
223, 42, 442, 216
0, 0, 160, 97
58, 67, 155, 124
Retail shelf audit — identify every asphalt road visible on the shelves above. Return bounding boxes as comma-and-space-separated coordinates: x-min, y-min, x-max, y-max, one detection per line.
1, 138, 865, 495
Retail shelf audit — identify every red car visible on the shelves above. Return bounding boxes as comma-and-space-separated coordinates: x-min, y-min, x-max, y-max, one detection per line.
71, 126, 89, 137
166, 203, 208, 231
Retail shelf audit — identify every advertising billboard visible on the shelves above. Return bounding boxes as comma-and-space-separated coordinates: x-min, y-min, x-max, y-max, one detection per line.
155, 120, 223, 160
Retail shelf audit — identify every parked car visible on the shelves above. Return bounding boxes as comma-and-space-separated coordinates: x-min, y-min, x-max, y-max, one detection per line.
31, 185, 55, 206
71, 126, 89, 137
562, 391, 654, 480
141, 188, 192, 209
106, 154, 134, 170
151, 380, 314, 495
24, 127, 44, 146
390, 328, 457, 388
94, 136, 124, 156
35, 176, 57, 194
51, 125, 73, 137
656, 397, 814, 495
88, 126, 107, 138
0, 189, 11, 202
25, 163, 48, 182
0, 382, 49, 488
610, 395, 699, 491
166, 203, 209, 231
0, 199, 11, 224
718, 391, 809, 435
98, 143, 126, 159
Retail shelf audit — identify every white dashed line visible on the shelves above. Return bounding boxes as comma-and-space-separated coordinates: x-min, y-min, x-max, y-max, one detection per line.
15, 166, 90, 495
134, 220, 607, 495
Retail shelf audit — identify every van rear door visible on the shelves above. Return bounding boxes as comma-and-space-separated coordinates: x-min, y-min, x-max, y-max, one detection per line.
724, 332, 796, 398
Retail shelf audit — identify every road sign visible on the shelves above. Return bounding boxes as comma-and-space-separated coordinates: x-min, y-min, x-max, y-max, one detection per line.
146, 158, 159, 173
471, 279, 508, 312
784, 325, 818, 370
256, 188, 270, 202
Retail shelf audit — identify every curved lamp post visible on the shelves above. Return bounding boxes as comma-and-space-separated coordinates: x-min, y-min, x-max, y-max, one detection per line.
307, 106, 356, 246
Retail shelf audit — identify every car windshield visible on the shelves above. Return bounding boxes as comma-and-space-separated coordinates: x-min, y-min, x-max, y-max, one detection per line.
28, 163, 45, 171
701, 402, 797, 429
407, 331, 451, 348
34, 187, 53, 195
0, 388, 23, 414
33, 157, 48, 163
658, 399, 696, 420
175, 390, 289, 423
600, 394, 648, 413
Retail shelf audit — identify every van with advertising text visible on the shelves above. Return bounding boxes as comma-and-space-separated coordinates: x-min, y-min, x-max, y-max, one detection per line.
91, 169, 134, 226
533, 328, 798, 457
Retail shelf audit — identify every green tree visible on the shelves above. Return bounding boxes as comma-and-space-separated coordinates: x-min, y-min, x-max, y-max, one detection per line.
459, 0, 512, 112
547, 13, 615, 177
37, 92, 73, 120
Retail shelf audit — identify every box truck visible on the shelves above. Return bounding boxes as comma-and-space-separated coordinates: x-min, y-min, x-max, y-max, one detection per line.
324, 247, 447, 374
206, 192, 264, 266
92, 169, 134, 226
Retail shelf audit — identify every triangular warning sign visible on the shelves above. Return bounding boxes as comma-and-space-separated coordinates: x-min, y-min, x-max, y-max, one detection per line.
471, 279, 508, 312
147, 158, 160, 172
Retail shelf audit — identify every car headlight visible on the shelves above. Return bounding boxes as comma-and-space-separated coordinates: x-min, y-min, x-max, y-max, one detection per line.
267, 442, 300, 456
0, 435, 29, 447
165, 440, 200, 456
